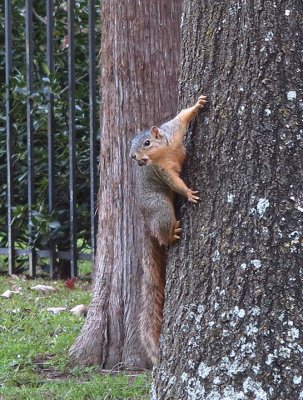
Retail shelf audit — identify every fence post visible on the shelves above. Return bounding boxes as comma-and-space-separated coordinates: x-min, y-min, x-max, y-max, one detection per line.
68, 0, 77, 277
46, 0, 56, 278
5, 0, 15, 275
25, 0, 36, 277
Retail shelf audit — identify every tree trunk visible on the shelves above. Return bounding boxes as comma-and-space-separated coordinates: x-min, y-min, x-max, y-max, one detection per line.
153, 0, 303, 398
69, 0, 181, 369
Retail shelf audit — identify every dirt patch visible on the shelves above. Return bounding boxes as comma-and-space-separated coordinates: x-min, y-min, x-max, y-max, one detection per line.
33, 353, 150, 385
32, 354, 73, 382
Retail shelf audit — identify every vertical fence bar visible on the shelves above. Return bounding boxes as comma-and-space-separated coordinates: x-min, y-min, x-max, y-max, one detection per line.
25, 0, 36, 276
5, 0, 15, 275
68, 0, 77, 276
88, 0, 97, 267
46, 0, 56, 278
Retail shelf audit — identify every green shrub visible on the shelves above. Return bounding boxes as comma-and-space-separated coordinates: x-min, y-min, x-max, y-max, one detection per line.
0, 1, 100, 274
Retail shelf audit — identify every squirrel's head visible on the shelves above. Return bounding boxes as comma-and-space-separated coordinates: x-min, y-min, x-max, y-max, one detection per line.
130, 126, 167, 166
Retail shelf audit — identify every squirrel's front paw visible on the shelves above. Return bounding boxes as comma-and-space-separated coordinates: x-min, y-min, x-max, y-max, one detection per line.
196, 95, 207, 109
187, 190, 200, 203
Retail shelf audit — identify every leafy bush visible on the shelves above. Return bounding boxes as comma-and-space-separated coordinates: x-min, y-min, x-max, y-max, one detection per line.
0, 0, 100, 274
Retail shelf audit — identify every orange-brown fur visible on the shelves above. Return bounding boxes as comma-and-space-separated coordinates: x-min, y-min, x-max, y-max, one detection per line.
130, 96, 206, 363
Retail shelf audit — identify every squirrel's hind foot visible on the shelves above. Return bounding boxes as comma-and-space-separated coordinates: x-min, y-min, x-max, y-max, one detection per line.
172, 220, 182, 241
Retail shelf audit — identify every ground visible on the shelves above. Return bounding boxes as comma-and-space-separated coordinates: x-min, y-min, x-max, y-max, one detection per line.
0, 273, 150, 400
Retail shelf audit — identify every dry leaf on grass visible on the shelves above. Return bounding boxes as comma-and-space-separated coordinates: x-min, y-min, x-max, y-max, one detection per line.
31, 285, 59, 294
1, 289, 21, 299
46, 307, 67, 315
69, 304, 88, 316
64, 277, 76, 290
9, 274, 20, 281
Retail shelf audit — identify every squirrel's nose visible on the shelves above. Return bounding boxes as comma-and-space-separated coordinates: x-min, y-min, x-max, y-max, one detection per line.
130, 154, 137, 160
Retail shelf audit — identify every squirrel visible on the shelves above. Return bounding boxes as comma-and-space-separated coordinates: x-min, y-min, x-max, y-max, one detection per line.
130, 95, 207, 364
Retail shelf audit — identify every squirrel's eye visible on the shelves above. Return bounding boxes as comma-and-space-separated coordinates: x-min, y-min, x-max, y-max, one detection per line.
144, 140, 150, 147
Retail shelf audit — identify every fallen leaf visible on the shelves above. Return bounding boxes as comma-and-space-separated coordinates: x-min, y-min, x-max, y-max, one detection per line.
64, 277, 76, 290
31, 285, 58, 294
9, 274, 20, 281
47, 307, 67, 315
1, 289, 20, 299
70, 304, 88, 316
11, 284, 22, 292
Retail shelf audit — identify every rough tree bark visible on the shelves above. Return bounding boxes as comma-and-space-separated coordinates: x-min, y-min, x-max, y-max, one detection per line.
69, 1, 182, 368
153, 0, 303, 398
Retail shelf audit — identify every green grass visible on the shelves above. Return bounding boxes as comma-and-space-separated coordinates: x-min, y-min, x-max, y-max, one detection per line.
78, 260, 92, 277
0, 276, 150, 399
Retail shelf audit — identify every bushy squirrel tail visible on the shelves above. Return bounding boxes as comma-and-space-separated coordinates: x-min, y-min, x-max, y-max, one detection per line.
140, 236, 166, 364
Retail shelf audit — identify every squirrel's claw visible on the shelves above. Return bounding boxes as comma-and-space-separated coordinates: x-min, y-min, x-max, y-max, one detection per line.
172, 221, 182, 241
187, 190, 200, 203
196, 95, 207, 108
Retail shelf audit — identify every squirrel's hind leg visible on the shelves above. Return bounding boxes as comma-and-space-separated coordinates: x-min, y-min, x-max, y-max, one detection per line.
148, 204, 177, 246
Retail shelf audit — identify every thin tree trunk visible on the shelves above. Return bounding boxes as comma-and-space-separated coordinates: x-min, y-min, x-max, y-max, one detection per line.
153, 0, 303, 398
69, 0, 181, 369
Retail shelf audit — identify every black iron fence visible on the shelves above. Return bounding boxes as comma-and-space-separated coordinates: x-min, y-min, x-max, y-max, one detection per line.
1, 1, 99, 278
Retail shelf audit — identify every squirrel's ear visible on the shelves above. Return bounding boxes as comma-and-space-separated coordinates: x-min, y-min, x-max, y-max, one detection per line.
151, 126, 163, 139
